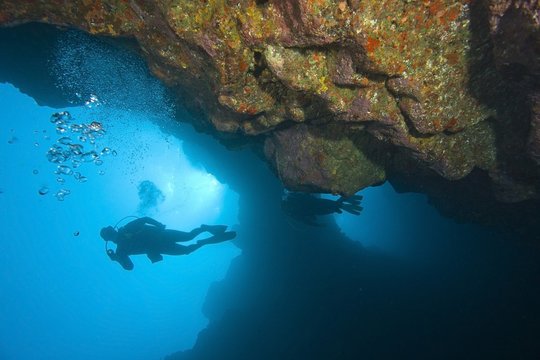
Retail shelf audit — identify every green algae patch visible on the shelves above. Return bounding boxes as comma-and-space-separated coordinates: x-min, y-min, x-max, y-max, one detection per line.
264, 44, 330, 94
265, 124, 387, 195
410, 121, 497, 180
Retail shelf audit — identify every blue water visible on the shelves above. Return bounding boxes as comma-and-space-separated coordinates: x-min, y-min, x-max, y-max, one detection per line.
0, 30, 240, 360
1, 25, 539, 360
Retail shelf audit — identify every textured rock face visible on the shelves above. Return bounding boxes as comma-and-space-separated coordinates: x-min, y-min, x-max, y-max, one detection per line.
0, 0, 539, 201
485, 0, 540, 201
264, 123, 386, 194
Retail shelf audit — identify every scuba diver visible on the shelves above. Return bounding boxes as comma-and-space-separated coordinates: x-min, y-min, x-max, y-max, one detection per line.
100, 217, 236, 270
281, 192, 363, 226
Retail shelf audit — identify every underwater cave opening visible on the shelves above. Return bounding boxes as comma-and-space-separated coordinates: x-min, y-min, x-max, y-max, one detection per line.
0, 24, 242, 360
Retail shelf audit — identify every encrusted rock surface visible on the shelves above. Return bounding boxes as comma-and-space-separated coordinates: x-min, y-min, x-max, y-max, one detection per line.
264, 123, 387, 194
1, 0, 539, 201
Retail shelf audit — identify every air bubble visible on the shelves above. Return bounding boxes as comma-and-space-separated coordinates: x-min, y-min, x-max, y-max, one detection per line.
88, 121, 103, 132
47, 146, 67, 163
55, 165, 73, 175
56, 125, 68, 134
70, 124, 84, 132
50, 111, 71, 124
58, 137, 72, 145
74, 172, 88, 183
55, 189, 71, 201
81, 151, 98, 162
68, 143, 83, 155
71, 159, 82, 168
38, 186, 49, 195
84, 95, 100, 108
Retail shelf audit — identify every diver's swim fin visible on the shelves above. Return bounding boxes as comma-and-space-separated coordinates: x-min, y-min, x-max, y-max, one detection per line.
341, 203, 363, 215
201, 224, 228, 235
338, 195, 363, 215
197, 231, 236, 245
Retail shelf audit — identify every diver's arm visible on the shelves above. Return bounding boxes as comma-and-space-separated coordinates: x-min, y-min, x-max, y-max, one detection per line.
118, 256, 134, 270
107, 249, 134, 270
140, 217, 165, 229
124, 217, 165, 231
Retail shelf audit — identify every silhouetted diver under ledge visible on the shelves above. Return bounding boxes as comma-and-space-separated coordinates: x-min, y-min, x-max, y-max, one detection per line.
100, 217, 236, 270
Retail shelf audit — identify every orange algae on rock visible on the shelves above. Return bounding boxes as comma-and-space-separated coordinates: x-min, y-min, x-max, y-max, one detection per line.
1, 0, 537, 202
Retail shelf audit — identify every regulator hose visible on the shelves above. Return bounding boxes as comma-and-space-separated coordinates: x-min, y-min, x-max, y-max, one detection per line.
105, 215, 140, 253
114, 215, 140, 230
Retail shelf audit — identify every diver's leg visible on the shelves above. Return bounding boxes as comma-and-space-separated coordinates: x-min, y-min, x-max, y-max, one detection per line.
163, 243, 204, 255
197, 231, 236, 246
161, 228, 205, 242
163, 232, 236, 255
162, 225, 228, 242
200, 224, 228, 235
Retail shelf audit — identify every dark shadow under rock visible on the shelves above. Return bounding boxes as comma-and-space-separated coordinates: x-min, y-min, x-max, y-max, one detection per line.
165, 114, 540, 360
0, 23, 80, 108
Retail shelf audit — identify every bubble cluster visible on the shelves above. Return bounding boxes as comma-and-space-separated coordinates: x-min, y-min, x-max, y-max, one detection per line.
84, 94, 101, 108
54, 188, 71, 201
42, 108, 116, 201
74, 172, 88, 183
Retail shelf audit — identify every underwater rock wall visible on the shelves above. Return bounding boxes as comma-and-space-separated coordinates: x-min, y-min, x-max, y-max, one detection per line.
1, 1, 539, 205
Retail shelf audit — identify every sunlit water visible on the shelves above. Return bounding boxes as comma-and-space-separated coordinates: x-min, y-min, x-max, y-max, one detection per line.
0, 32, 240, 360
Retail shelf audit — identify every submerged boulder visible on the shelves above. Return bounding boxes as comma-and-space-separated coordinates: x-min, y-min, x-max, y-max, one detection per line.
1, 0, 539, 206
264, 123, 386, 196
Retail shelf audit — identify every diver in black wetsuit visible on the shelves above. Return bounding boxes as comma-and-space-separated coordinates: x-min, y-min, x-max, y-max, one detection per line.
100, 217, 236, 270
281, 193, 363, 226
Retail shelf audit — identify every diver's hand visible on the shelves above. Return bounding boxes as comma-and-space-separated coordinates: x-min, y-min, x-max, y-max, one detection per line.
107, 249, 116, 259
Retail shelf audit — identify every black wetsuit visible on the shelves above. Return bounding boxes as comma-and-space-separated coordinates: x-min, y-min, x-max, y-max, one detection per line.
108, 217, 202, 270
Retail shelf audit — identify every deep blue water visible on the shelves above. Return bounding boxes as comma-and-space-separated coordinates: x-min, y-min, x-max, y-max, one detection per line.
1, 25, 539, 360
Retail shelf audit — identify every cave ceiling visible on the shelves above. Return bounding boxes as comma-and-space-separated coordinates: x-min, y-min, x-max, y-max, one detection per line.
1, 0, 539, 212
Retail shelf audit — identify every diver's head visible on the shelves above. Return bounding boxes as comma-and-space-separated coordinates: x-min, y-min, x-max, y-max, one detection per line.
100, 226, 118, 243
